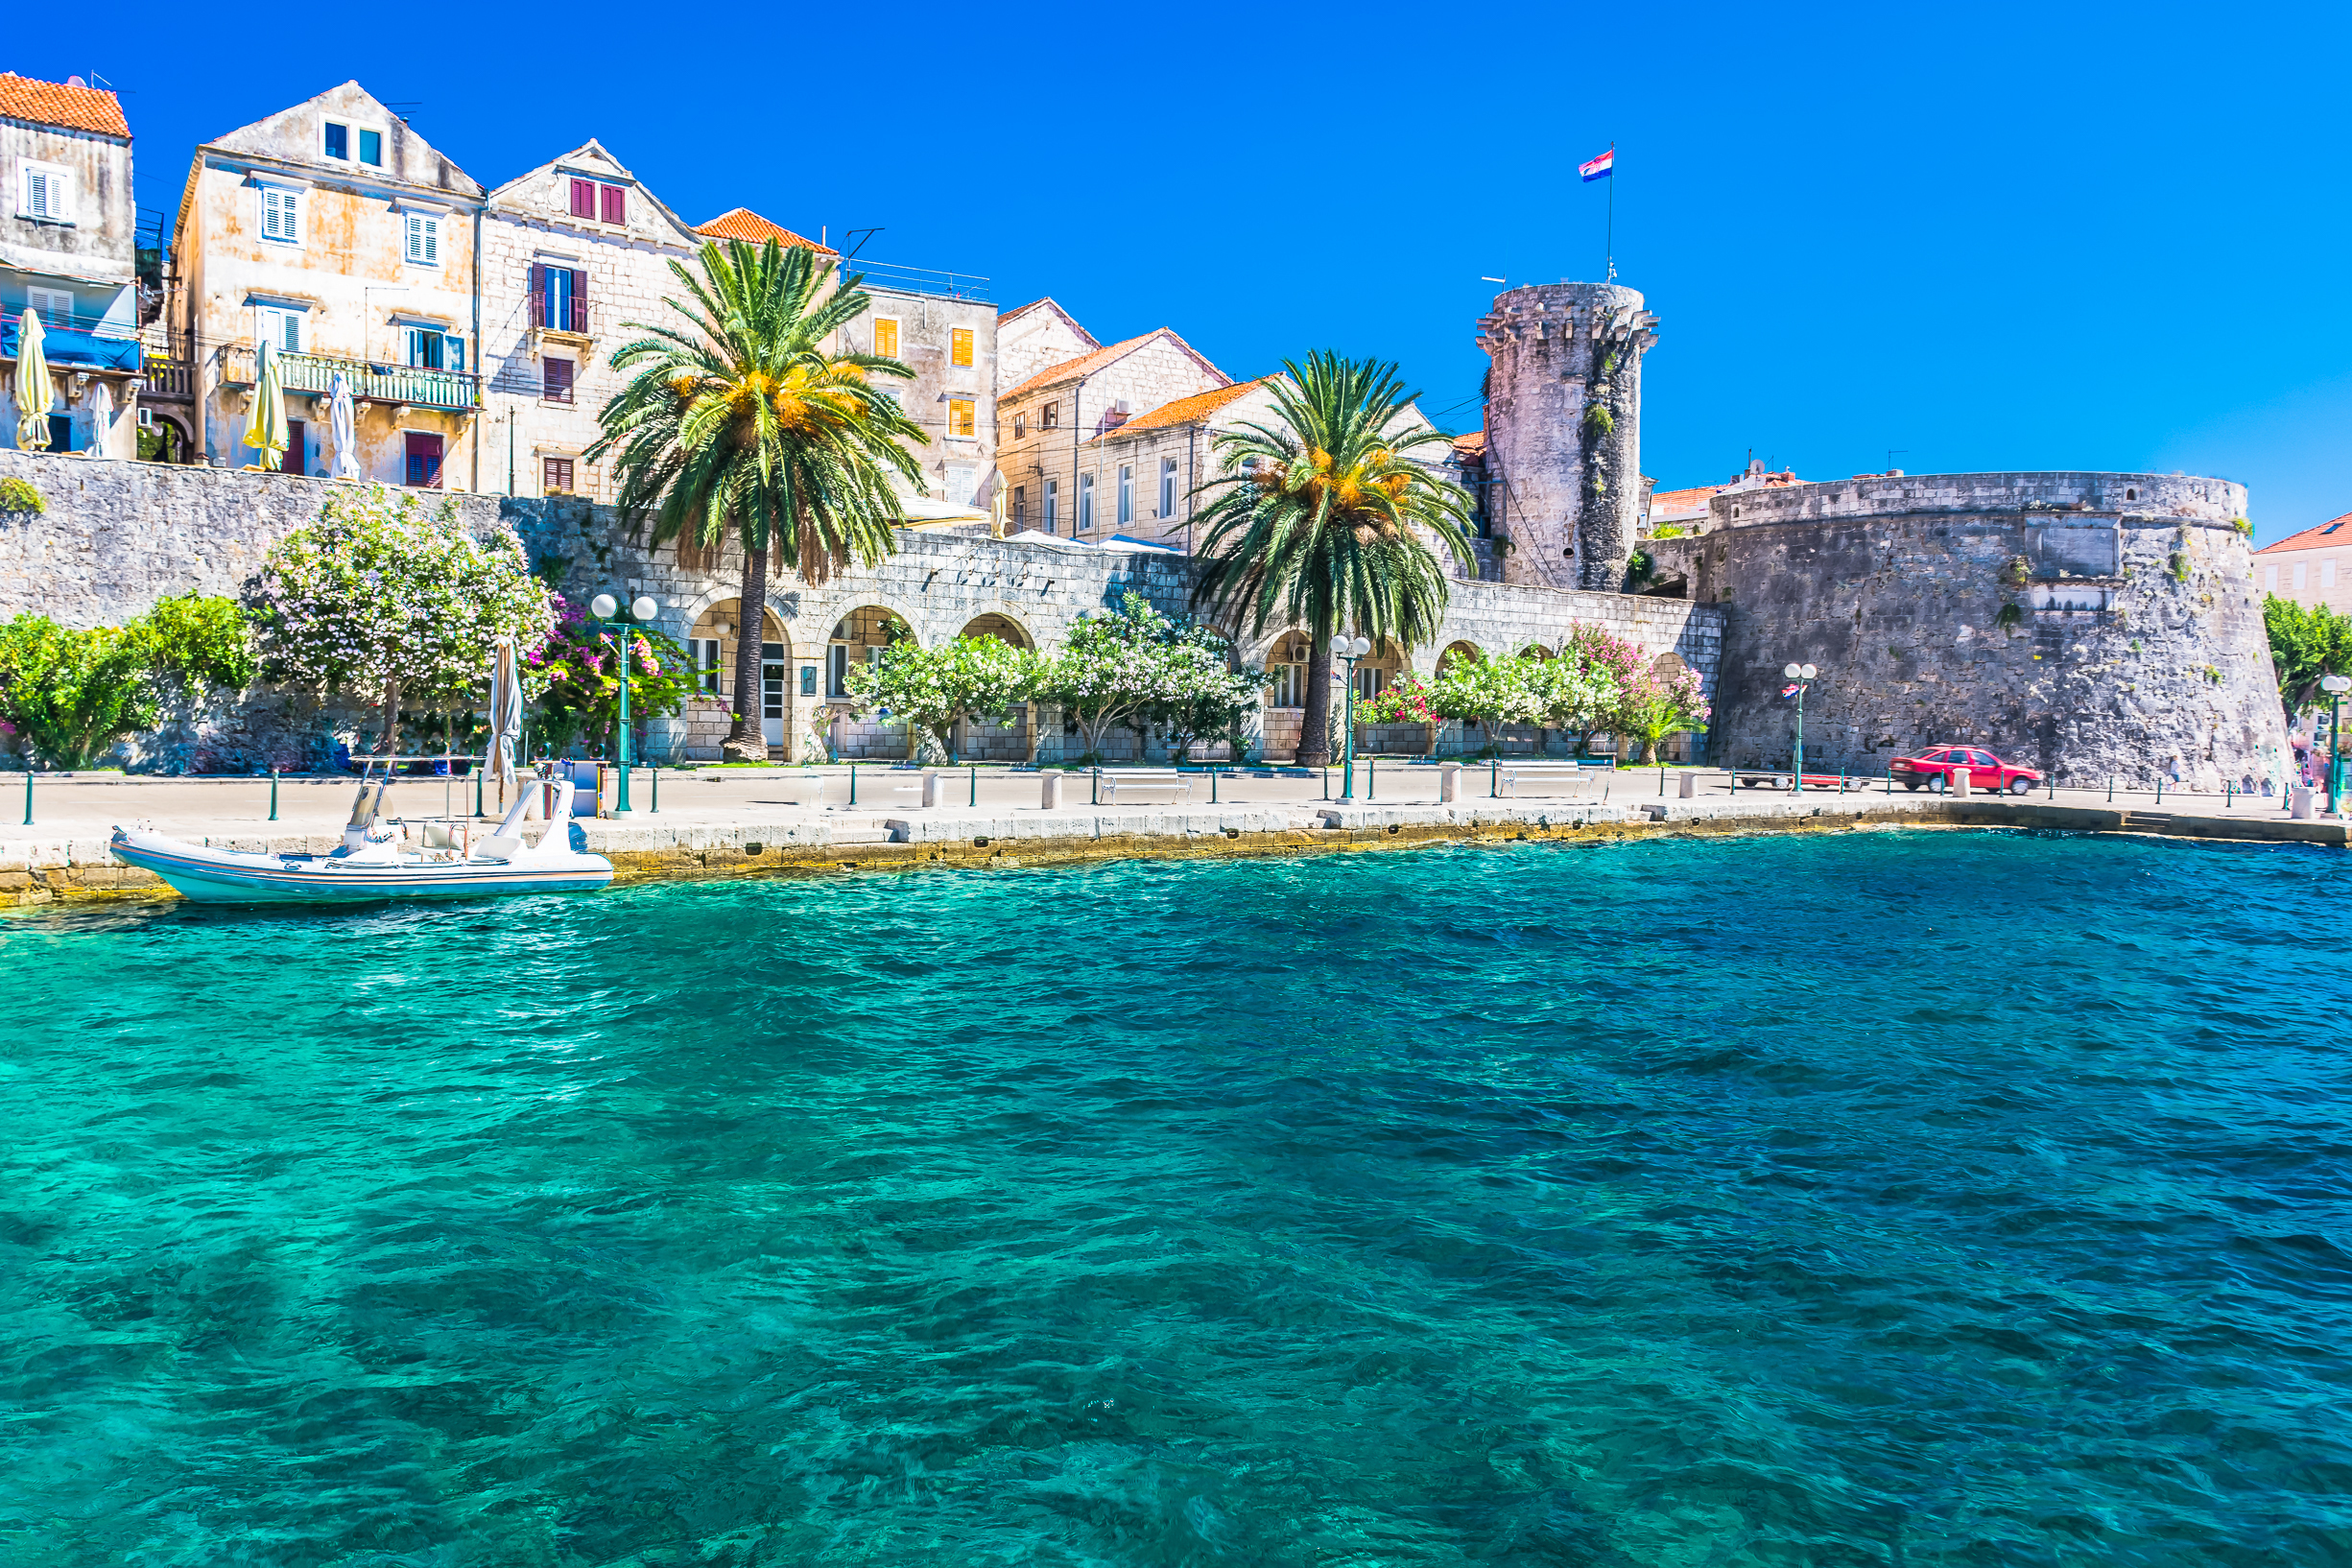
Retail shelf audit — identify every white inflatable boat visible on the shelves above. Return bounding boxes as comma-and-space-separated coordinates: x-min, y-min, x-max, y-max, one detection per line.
109, 767, 614, 905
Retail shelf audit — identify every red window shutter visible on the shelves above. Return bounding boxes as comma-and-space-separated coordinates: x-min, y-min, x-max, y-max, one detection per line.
601, 184, 625, 226
569, 178, 594, 219
530, 263, 546, 328
544, 357, 574, 403
571, 268, 588, 335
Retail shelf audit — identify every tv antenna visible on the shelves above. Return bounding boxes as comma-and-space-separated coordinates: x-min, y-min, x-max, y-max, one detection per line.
840, 226, 883, 260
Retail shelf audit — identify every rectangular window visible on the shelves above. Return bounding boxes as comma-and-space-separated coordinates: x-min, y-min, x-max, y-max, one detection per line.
763, 644, 787, 721
544, 457, 575, 494
26, 286, 72, 325
874, 318, 898, 358
260, 185, 301, 244
403, 212, 440, 266
322, 122, 348, 160
404, 432, 444, 488
543, 357, 575, 404
827, 643, 849, 699
257, 306, 302, 353
1012, 414, 1025, 440
1160, 457, 1177, 519
533, 265, 586, 333
1041, 401, 1058, 429
2293, 562, 2308, 591
601, 183, 626, 226
284, 416, 306, 477
2325, 559, 2339, 589
951, 326, 973, 367
1044, 478, 1058, 531
406, 327, 444, 368
1118, 464, 1132, 526
2266, 564, 2279, 591
358, 129, 382, 167
694, 638, 724, 696
20, 163, 69, 222
947, 397, 975, 438
569, 178, 596, 219
1078, 471, 1094, 531
1012, 486, 1026, 528
1269, 662, 1304, 708
947, 463, 977, 503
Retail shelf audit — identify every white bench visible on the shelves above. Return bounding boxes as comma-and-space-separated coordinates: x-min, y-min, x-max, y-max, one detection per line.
1498, 762, 1598, 797
1099, 769, 1194, 804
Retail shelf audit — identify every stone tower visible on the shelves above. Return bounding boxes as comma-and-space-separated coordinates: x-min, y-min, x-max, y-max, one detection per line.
1477, 282, 1659, 590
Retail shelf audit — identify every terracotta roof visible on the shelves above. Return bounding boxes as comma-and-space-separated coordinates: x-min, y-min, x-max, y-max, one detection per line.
1004, 327, 1226, 401
693, 207, 838, 255
2255, 512, 2352, 554
0, 72, 130, 139
1090, 379, 1271, 441
1451, 429, 1485, 456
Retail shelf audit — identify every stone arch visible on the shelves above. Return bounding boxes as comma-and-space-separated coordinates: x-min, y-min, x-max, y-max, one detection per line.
958, 610, 1033, 649
822, 604, 921, 761
1436, 640, 1482, 677
954, 611, 1038, 763
683, 597, 791, 704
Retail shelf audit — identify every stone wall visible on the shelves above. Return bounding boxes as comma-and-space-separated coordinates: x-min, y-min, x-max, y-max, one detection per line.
1648, 471, 2286, 787
0, 448, 1724, 771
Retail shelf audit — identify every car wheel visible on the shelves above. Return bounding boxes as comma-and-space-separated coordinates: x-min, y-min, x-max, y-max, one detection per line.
2009, 776, 2034, 796
1740, 777, 1758, 789
1927, 773, 1947, 793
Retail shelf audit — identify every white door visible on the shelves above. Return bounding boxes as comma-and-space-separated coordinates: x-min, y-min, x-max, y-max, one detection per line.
761, 642, 786, 748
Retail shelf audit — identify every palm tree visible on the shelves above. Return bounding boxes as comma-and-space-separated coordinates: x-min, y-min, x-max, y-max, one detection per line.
589, 238, 926, 762
1189, 352, 1474, 766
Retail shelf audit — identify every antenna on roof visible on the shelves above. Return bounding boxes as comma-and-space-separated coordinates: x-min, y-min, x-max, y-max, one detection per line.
841, 226, 883, 260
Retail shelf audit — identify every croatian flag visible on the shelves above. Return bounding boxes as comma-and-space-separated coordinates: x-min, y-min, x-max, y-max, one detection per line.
1580, 148, 1614, 182
1779, 683, 1800, 700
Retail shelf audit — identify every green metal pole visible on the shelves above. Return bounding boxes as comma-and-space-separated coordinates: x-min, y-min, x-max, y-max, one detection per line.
474, 766, 483, 818
1792, 685, 1805, 795
969, 765, 976, 807
1490, 759, 1498, 797
2333, 692, 2345, 815
612, 614, 634, 815
23, 770, 31, 825
1340, 656, 1357, 801
1368, 755, 1375, 801
1211, 770, 1218, 804
269, 769, 279, 821
850, 765, 857, 805
650, 766, 659, 815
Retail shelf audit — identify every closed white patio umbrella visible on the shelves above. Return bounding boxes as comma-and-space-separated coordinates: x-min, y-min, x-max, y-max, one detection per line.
327, 371, 359, 480
12, 309, 53, 450
486, 636, 523, 812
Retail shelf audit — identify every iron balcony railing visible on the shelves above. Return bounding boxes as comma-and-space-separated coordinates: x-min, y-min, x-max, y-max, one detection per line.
140, 327, 196, 399
221, 344, 480, 412
2, 308, 142, 372
844, 259, 992, 304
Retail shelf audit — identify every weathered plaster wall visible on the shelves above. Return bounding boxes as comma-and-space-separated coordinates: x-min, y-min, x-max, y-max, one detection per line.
1478, 282, 1656, 592
1648, 471, 2285, 787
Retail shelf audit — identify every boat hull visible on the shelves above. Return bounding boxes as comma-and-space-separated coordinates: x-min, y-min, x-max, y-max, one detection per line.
109, 831, 614, 905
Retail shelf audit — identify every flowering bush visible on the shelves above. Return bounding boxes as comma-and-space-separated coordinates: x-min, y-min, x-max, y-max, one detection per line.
843, 632, 1039, 763
530, 595, 698, 758
250, 486, 556, 750
1154, 620, 1263, 763
1612, 663, 1710, 763
1431, 653, 1543, 746
1037, 594, 1258, 763
0, 595, 253, 770
1354, 670, 1444, 755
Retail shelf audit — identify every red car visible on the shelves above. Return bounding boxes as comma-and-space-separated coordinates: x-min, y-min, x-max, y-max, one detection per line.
1889, 745, 2043, 795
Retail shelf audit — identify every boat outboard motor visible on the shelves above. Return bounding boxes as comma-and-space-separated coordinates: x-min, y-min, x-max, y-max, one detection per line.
342, 764, 399, 851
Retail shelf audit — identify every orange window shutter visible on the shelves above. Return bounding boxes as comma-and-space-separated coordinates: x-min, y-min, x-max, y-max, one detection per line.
952, 327, 973, 367
876, 319, 897, 357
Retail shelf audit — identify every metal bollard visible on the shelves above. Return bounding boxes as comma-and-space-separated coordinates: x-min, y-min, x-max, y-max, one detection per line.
1368, 757, 1376, 800
2108, 776, 2114, 802
1490, 759, 1499, 797
270, 769, 280, 821
849, 765, 858, 806
1093, 768, 1101, 805
1210, 770, 1218, 804
2156, 776, 2164, 805
969, 766, 977, 807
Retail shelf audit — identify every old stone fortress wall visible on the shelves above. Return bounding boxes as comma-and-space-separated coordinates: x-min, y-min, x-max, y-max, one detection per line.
0, 448, 1722, 769
1647, 471, 2287, 788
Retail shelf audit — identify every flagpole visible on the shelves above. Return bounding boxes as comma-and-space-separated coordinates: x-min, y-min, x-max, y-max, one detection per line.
1605, 141, 1616, 284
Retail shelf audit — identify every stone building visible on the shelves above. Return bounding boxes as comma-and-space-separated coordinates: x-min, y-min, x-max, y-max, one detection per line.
476, 140, 701, 502
994, 319, 1229, 541
1477, 281, 1658, 591
0, 72, 140, 460
1646, 470, 2287, 788
164, 82, 484, 485
995, 297, 1095, 387
820, 246, 1000, 519
2252, 512, 2352, 615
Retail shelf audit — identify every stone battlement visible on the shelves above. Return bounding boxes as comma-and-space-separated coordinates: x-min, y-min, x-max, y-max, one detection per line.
1706, 470, 2248, 531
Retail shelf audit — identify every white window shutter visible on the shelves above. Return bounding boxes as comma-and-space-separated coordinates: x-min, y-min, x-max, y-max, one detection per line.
423, 218, 439, 265
283, 313, 300, 353
25, 169, 49, 218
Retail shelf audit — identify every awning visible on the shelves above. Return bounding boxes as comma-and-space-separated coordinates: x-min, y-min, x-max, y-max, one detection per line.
1, 316, 139, 372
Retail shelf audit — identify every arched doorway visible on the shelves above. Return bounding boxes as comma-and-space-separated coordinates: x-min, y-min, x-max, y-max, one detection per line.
825, 606, 915, 759
687, 600, 790, 750
956, 612, 1033, 762
1259, 630, 1314, 763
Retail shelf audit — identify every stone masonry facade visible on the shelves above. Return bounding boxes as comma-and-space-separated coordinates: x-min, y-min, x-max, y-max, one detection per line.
1646, 471, 2288, 788
0, 448, 1722, 771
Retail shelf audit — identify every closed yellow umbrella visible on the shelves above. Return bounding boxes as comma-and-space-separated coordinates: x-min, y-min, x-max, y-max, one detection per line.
12, 308, 52, 451
243, 338, 289, 471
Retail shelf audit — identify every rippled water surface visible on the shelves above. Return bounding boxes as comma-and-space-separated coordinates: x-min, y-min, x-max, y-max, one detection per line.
3, 830, 2350, 1566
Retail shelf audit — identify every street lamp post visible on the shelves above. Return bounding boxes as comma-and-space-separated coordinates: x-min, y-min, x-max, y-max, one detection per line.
2324, 674, 2351, 815
591, 591, 661, 816
1331, 633, 1371, 800
1782, 661, 1817, 793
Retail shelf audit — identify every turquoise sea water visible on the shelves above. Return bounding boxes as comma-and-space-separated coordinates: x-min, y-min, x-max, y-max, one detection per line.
2, 830, 2349, 1566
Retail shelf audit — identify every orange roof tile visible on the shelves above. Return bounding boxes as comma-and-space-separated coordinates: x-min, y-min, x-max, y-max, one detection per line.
1004, 327, 1226, 401
692, 207, 838, 255
1090, 379, 1271, 441
0, 72, 129, 139
2255, 512, 2352, 554
1451, 429, 1486, 456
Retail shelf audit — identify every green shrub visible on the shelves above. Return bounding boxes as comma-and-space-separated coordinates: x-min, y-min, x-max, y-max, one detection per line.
2171, 551, 2191, 582
1995, 602, 2024, 635
0, 476, 43, 514
2231, 516, 2254, 537
0, 596, 254, 770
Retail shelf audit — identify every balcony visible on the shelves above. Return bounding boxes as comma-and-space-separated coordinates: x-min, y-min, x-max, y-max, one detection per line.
2, 309, 141, 373
845, 259, 992, 304
140, 327, 195, 401
221, 344, 479, 413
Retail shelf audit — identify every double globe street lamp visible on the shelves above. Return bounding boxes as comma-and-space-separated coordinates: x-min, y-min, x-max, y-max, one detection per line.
1783, 662, 1817, 793
2323, 673, 2351, 816
590, 591, 660, 817
1332, 633, 1372, 800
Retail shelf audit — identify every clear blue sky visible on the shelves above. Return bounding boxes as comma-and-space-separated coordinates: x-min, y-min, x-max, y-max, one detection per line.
33, 0, 2347, 540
